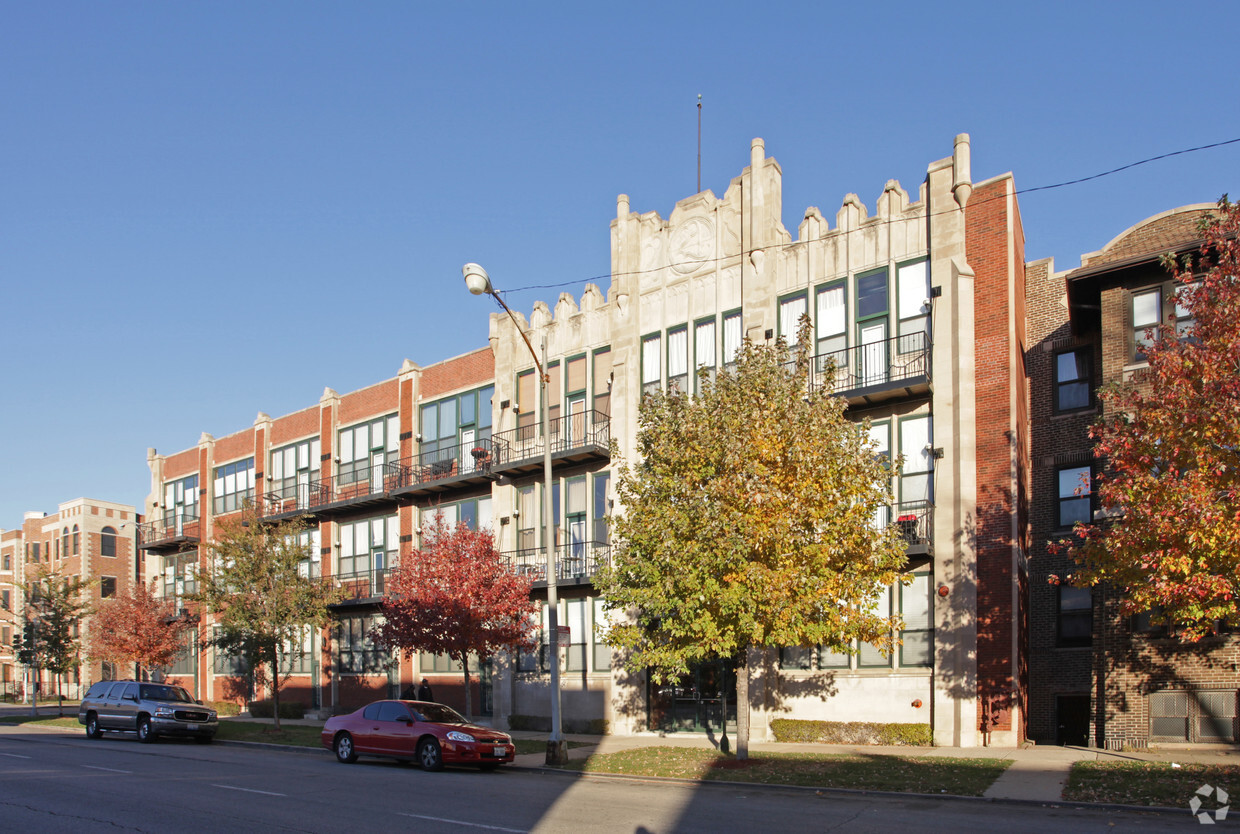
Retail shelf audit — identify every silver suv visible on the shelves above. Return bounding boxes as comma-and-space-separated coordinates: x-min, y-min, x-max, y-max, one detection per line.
78, 680, 218, 744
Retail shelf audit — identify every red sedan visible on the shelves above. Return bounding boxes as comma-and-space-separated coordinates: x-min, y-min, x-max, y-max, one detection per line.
322, 700, 515, 771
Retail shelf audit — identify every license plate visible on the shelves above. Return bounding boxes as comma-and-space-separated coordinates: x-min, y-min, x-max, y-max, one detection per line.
493, 746, 506, 757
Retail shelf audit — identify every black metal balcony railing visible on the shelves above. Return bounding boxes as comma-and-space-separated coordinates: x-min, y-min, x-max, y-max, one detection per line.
489, 410, 611, 470
876, 501, 934, 551
139, 513, 201, 548
797, 332, 930, 396
331, 565, 391, 603
392, 437, 496, 494
258, 480, 334, 518
502, 540, 612, 584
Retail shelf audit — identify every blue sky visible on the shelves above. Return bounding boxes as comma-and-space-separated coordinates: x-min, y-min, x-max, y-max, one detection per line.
2, 2, 1238, 525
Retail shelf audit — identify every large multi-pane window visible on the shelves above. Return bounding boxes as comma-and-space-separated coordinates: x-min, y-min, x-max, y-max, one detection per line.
1057, 466, 1092, 529
1055, 349, 1093, 413
337, 515, 398, 581
291, 527, 321, 578
642, 333, 662, 396
592, 348, 612, 416
723, 310, 743, 372
421, 386, 494, 471
100, 526, 117, 558
779, 292, 808, 346
694, 318, 716, 391
593, 472, 610, 544
1057, 586, 1093, 648
280, 626, 316, 673
212, 627, 249, 676
780, 570, 933, 671
161, 551, 198, 602
511, 370, 534, 440
338, 415, 399, 486
338, 615, 387, 674
816, 283, 847, 372
422, 496, 493, 535
163, 475, 198, 525
1175, 283, 1198, 340
898, 416, 934, 505
213, 458, 255, 514
520, 597, 611, 675
896, 259, 930, 350
1132, 287, 1162, 360
270, 438, 321, 504
667, 327, 689, 393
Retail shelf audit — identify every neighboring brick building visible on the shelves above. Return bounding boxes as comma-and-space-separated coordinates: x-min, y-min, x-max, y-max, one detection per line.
1026, 203, 1240, 748
0, 499, 141, 698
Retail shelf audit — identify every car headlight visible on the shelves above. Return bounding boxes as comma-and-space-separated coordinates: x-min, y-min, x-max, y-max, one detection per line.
154, 707, 175, 718
446, 731, 476, 743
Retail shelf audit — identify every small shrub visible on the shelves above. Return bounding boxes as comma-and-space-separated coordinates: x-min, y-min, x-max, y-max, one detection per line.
769, 718, 931, 746
209, 700, 242, 717
248, 700, 306, 719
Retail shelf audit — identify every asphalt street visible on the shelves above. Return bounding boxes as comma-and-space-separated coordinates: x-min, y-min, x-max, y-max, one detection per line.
0, 726, 1197, 833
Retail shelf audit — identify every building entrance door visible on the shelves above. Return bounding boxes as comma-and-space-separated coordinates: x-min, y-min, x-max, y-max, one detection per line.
1057, 694, 1090, 746
648, 659, 737, 733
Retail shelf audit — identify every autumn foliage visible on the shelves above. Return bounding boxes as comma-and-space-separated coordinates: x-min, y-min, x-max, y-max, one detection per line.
373, 514, 537, 718
598, 319, 909, 757
1062, 198, 1240, 638
88, 580, 185, 678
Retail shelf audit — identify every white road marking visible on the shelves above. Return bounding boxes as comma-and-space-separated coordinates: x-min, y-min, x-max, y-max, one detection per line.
82, 765, 131, 773
396, 812, 527, 833
213, 784, 287, 797
0, 752, 33, 759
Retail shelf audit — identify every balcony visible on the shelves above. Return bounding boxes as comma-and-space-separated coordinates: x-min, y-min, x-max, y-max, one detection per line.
258, 481, 334, 521
330, 565, 391, 606
877, 501, 934, 558
390, 438, 498, 499
139, 514, 201, 551
502, 540, 612, 588
302, 463, 405, 517
488, 410, 611, 479
806, 332, 931, 407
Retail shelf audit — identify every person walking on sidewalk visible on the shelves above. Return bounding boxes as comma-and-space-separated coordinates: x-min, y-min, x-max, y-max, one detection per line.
417, 678, 434, 702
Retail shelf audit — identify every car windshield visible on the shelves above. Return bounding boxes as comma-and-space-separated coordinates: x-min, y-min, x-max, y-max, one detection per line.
413, 703, 467, 724
139, 684, 193, 703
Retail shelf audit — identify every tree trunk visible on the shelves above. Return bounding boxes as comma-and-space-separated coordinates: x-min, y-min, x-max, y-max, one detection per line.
462, 655, 472, 721
271, 639, 282, 731
735, 649, 750, 760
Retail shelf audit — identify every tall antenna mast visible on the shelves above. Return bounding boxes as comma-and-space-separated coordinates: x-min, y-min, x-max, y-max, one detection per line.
696, 94, 702, 193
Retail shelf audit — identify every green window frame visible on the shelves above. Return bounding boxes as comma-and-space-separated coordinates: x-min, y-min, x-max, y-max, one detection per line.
641, 333, 662, 395
722, 309, 743, 372
666, 325, 689, 394
778, 291, 808, 346
213, 457, 255, 515
338, 415, 399, 485
592, 347, 612, 417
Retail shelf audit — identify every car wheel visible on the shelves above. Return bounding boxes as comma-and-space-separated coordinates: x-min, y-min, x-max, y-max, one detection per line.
85, 713, 103, 740
418, 738, 444, 772
334, 732, 357, 764
137, 716, 156, 744
194, 735, 214, 745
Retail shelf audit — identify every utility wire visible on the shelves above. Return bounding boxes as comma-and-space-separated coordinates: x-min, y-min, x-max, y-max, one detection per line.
500, 136, 1240, 295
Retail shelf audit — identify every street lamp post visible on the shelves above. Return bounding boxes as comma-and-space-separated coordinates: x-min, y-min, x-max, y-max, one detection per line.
463, 263, 568, 766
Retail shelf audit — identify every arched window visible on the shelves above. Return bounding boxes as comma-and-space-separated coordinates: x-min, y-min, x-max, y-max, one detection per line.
72, 525, 80, 555
101, 526, 118, 558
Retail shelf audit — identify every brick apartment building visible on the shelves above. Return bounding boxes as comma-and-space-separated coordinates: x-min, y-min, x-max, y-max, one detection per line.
1026, 203, 1240, 747
0, 499, 141, 698
142, 135, 1037, 745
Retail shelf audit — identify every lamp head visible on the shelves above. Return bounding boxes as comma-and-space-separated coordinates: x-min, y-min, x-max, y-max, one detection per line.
462, 263, 492, 296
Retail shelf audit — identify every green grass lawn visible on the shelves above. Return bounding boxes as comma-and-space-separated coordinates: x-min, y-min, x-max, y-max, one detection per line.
215, 721, 326, 748
1065, 760, 1240, 807
563, 747, 1010, 796
511, 738, 595, 756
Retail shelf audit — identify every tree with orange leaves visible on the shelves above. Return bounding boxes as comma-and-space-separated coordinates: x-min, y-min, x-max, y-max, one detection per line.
373, 514, 537, 719
1062, 198, 1240, 638
88, 580, 185, 679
